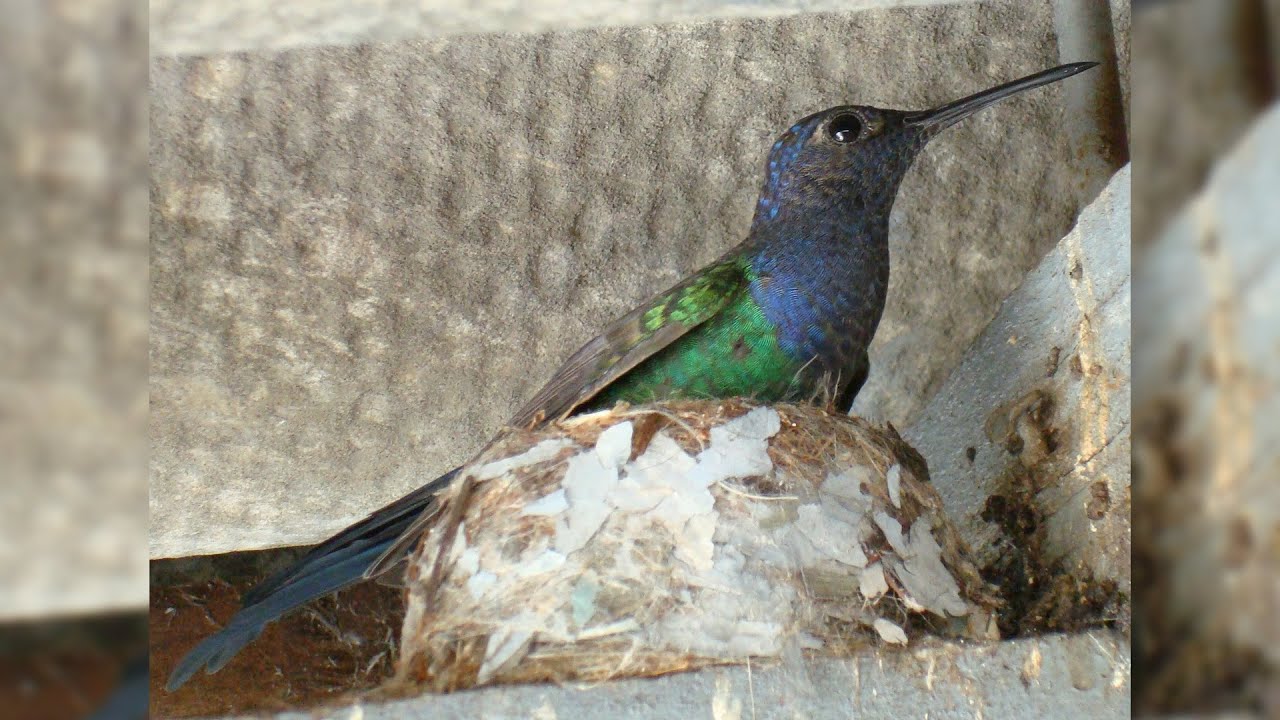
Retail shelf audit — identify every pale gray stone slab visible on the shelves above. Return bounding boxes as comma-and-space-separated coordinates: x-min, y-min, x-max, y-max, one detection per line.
1133, 103, 1280, 694
1047, 0, 1129, 213
905, 165, 1131, 599
150, 3, 1123, 557
207, 631, 1129, 720
0, 1, 148, 619
149, 0, 968, 56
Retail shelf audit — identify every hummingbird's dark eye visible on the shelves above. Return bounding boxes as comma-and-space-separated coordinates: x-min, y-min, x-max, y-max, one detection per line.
827, 113, 862, 143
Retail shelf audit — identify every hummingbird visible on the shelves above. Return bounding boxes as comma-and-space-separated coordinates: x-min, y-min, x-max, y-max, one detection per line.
166, 62, 1097, 691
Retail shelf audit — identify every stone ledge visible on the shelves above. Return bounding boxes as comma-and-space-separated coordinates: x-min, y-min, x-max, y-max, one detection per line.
150, 0, 966, 56
906, 164, 1131, 612
208, 631, 1129, 720
1132, 102, 1280, 711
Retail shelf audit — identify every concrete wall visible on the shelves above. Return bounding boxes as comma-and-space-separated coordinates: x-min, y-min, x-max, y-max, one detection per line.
150, 0, 1126, 558
1, 0, 148, 622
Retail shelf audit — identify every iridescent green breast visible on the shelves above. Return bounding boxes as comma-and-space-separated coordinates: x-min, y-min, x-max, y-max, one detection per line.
588, 288, 805, 408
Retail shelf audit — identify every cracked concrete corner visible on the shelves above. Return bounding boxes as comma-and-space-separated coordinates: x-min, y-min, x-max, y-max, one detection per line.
1132, 102, 1280, 705
905, 164, 1131, 604
149, 1, 1125, 559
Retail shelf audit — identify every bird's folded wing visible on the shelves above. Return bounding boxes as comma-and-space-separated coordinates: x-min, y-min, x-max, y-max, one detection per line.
363, 258, 750, 578
510, 258, 750, 428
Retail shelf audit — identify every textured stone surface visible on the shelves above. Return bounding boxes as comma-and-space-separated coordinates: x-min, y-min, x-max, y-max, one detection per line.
150, 2, 1123, 557
1109, 0, 1130, 135
1132, 0, 1276, 249
211, 631, 1129, 719
1133, 103, 1280, 712
1047, 0, 1129, 200
1271, 0, 1280, 82
0, 1, 148, 619
906, 165, 1131, 601
150, 0, 964, 56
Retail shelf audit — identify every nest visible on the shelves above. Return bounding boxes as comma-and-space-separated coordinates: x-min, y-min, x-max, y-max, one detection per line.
393, 400, 998, 692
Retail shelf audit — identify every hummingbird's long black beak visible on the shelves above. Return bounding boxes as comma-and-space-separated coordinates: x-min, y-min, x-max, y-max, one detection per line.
904, 62, 1098, 133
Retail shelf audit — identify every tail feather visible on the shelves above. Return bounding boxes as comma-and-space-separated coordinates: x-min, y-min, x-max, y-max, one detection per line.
165, 468, 459, 692
165, 542, 387, 691
88, 653, 148, 720
241, 469, 456, 608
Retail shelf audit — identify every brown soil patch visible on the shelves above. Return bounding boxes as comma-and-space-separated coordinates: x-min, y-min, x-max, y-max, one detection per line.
0, 614, 145, 720
149, 553, 404, 718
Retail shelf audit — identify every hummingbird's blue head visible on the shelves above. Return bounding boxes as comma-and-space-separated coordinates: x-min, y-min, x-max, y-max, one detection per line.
751, 62, 1099, 228
752, 105, 929, 227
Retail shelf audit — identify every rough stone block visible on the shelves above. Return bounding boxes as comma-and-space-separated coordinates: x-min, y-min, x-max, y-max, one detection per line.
150, 0, 968, 56
1110, 0, 1130, 134
1132, 103, 1280, 712
150, 3, 1122, 558
1132, 0, 1276, 249
205, 631, 1130, 719
905, 165, 1131, 628
1271, 0, 1280, 83
0, 0, 148, 620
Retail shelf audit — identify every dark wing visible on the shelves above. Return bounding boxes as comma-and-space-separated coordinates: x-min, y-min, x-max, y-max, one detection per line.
363, 257, 750, 578
510, 258, 750, 428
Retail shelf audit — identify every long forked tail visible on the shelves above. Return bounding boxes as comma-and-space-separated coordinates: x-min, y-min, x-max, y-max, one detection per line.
165, 468, 458, 692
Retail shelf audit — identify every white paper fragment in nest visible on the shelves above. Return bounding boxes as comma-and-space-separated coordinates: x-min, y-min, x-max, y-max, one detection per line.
873, 618, 908, 645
